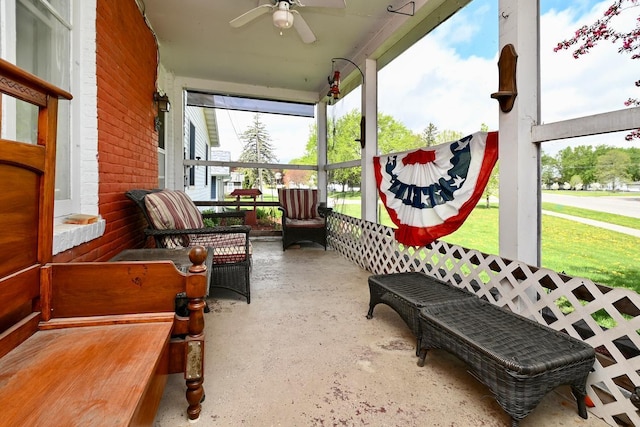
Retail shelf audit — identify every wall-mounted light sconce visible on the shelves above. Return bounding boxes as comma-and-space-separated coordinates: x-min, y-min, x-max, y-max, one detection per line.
154, 91, 171, 113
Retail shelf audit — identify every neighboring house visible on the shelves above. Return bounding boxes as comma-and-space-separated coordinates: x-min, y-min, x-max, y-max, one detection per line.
628, 182, 640, 192
183, 105, 214, 202
226, 171, 245, 194
210, 150, 232, 201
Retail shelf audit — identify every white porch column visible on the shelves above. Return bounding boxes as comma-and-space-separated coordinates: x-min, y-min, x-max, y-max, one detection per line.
498, 0, 541, 266
361, 58, 378, 222
317, 101, 328, 204
168, 78, 184, 191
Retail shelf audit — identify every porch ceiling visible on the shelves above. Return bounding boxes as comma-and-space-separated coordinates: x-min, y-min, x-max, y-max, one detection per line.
140, 0, 470, 103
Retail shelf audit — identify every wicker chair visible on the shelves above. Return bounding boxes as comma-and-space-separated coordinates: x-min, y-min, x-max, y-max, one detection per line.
277, 188, 331, 251
126, 189, 252, 303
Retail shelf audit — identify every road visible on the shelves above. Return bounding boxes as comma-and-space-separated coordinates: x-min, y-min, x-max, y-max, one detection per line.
542, 193, 640, 219
541, 192, 640, 237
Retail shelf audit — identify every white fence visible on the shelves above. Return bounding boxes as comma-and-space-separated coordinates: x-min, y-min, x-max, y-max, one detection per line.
327, 212, 640, 426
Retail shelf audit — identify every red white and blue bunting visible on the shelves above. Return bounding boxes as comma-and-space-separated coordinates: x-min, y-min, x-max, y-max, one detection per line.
374, 131, 498, 246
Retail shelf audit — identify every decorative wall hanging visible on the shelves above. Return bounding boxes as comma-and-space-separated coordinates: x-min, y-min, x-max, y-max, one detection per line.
491, 44, 518, 113
374, 131, 498, 246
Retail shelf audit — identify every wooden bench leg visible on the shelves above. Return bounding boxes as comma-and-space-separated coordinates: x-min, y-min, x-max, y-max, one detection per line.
186, 376, 205, 420
186, 294, 206, 421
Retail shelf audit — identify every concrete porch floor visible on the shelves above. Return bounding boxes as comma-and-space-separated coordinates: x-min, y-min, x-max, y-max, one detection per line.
154, 239, 609, 427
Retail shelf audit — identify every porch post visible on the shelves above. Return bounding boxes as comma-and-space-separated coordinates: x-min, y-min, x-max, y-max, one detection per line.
361, 58, 378, 223
497, 0, 541, 266
317, 101, 328, 204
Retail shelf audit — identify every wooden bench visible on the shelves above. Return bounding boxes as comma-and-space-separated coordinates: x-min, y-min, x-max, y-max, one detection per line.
0, 58, 206, 425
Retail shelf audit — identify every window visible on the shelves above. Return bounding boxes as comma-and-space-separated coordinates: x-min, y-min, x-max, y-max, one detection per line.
189, 121, 196, 186
2, 0, 102, 254
16, 0, 72, 203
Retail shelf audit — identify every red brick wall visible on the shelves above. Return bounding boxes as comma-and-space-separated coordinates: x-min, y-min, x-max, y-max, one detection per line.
53, 0, 158, 262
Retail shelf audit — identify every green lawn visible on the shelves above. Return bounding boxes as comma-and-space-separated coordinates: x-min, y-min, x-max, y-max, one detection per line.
330, 196, 640, 294
542, 203, 640, 230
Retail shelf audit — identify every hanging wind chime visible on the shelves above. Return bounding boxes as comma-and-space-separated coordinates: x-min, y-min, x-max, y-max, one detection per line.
327, 65, 340, 102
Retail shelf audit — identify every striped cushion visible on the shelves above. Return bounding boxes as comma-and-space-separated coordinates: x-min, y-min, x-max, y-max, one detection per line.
171, 191, 204, 229
144, 190, 204, 248
278, 189, 318, 220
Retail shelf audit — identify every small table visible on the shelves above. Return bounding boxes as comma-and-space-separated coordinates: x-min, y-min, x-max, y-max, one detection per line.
230, 188, 262, 225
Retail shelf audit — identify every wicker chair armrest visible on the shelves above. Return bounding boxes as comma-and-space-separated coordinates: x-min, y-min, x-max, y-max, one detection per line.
277, 206, 287, 225
144, 225, 251, 237
318, 206, 333, 218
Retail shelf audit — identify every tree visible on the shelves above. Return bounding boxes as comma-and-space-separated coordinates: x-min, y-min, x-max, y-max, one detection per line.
483, 163, 500, 208
569, 174, 584, 190
541, 152, 559, 186
627, 146, 640, 180
556, 145, 599, 185
554, 0, 640, 140
282, 169, 313, 188
435, 129, 464, 144
596, 149, 632, 189
377, 113, 423, 154
238, 113, 279, 190
327, 110, 363, 190
419, 123, 438, 146
305, 109, 420, 191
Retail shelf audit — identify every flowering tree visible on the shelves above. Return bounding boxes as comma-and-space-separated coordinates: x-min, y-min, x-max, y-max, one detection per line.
554, 0, 640, 140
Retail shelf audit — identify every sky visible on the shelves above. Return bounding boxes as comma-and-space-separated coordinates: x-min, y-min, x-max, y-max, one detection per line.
215, 0, 638, 162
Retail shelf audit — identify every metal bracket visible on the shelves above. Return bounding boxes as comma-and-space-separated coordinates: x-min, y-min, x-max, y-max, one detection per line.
387, 1, 415, 16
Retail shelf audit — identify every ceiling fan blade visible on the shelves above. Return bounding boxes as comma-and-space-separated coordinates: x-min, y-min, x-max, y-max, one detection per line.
296, 0, 346, 8
229, 4, 273, 28
291, 10, 316, 44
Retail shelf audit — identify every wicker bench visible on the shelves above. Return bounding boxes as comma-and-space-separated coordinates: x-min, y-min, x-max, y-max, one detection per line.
366, 272, 477, 355
418, 298, 596, 427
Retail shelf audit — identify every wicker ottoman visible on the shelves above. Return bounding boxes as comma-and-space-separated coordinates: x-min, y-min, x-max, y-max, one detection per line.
366, 272, 476, 355
418, 298, 596, 427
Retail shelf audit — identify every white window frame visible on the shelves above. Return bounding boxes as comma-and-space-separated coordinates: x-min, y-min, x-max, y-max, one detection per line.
1, 0, 103, 254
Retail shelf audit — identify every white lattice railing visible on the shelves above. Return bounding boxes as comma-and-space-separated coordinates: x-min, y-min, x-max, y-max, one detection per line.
327, 212, 640, 427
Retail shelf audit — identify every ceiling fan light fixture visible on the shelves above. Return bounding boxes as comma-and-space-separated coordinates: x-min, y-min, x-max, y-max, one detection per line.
272, 9, 293, 29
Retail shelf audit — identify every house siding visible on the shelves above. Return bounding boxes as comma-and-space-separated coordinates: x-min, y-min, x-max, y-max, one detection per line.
53, 0, 159, 263
184, 106, 213, 202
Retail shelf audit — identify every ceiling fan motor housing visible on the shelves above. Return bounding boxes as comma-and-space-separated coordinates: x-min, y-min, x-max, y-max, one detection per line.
273, 1, 293, 29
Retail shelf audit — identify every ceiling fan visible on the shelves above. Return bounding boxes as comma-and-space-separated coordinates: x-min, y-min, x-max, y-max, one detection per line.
230, 0, 347, 44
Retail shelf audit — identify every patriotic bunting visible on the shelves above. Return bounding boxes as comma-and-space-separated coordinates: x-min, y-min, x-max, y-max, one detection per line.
374, 131, 498, 246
